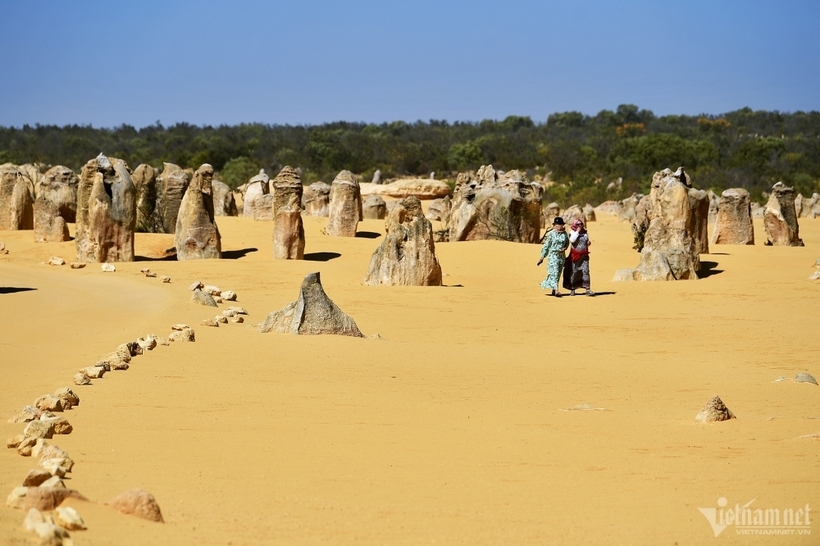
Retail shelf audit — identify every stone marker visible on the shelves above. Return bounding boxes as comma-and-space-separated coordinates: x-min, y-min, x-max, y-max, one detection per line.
260, 272, 363, 337
362, 196, 443, 286
326, 170, 362, 237
175, 163, 222, 260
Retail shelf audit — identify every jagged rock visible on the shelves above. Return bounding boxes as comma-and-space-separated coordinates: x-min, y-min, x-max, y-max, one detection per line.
188, 281, 203, 291
191, 289, 218, 307
38, 166, 78, 223
23, 469, 52, 487
171, 323, 189, 330
79, 366, 105, 379
34, 396, 63, 413
583, 204, 596, 222
260, 272, 363, 337
228, 306, 248, 315
688, 188, 710, 254
75, 154, 136, 263
362, 196, 442, 286
595, 200, 622, 217
153, 163, 190, 233
52, 388, 79, 410
175, 164, 222, 260
0, 165, 35, 230
40, 476, 65, 489
72, 373, 91, 386
271, 166, 305, 260
137, 336, 157, 351
222, 290, 236, 301
106, 489, 164, 522
215, 315, 228, 324
169, 327, 195, 342
426, 196, 451, 223
55, 506, 86, 531
8, 405, 42, 424
23, 420, 55, 439
360, 179, 451, 199
50, 419, 72, 435
303, 181, 330, 216
7, 434, 25, 448
763, 182, 803, 246
212, 179, 237, 216
252, 193, 274, 221
711, 188, 754, 245
794, 372, 818, 385
624, 168, 700, 281
326, 170, 362, 236
203, 285, 221, 295
34, 196, 70, 243
24, 488, 87, 511
243, 169, 269, 217
362, 193, 387, 220
449, 166, 542, 243
694, 395, 736, 423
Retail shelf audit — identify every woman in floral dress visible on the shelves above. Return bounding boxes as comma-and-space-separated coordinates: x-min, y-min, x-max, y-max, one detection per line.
537, 217, 569, 297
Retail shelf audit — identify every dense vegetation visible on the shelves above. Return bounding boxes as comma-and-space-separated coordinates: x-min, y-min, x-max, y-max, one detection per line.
1, 105, 819, 206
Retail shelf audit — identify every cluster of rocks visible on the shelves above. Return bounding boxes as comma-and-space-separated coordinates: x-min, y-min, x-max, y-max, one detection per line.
189, 281, 239, 307
201, 306, 249, 327
448, 165, 543, 243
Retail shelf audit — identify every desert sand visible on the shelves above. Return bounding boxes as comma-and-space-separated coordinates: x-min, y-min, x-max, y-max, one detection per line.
1, 213, 819, 545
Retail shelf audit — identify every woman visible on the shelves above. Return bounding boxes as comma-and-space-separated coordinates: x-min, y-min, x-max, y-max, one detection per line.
537, 217, 569, 297
563, 218, 594, 296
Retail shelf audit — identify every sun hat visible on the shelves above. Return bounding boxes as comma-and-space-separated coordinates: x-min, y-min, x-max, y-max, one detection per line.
552, 217, 565, 225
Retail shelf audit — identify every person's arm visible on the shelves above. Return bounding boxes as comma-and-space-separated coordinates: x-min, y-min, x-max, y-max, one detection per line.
569, 229, 579, 243
537, 233, 551, 264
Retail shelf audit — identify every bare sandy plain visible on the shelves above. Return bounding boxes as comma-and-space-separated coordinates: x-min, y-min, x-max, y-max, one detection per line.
1, 212, 819, 545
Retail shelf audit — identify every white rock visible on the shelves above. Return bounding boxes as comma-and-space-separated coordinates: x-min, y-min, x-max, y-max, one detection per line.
171, 324, 189, 331
201, 318, 219, 327
24, 508, 49, 531
161, 276, 171, 283
101, 263, 116, 272
48, 257, 65, 266
72, 373, 91, 386
203, 285, 221, 296
215, 315, 228, 324
222, 309, 237, 317
55, 506, 86, 530
79, 366, 105, 379
6, 486, 28, 509
810, 271, 820, 281
222, 290, 237, 301
40, 475, 65, 488
231, 316, 244, 324
188, 281, 203, 291
228, 306, 248, 315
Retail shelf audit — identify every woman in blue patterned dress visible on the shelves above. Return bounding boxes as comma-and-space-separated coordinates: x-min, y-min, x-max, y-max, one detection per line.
537, 217, 569, 297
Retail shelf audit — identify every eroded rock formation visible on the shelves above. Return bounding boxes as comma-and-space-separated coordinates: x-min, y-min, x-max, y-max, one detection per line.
174, 164, 221, 260
0, 165, 35, 230
303, 181, 330, 216
362, 193, 387, 220
710, 188, 754, 245
37, 165, 78, 223
212, 179, 237, 216
763, 182, 803, 246
271, 166, 305, 260
326, 170, 362, 236
243, 169, 269, 218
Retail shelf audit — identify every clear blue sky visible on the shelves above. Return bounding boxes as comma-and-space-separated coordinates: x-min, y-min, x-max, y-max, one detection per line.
1, 0, 818, 128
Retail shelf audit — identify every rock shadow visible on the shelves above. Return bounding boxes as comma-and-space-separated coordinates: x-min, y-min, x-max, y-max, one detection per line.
355, 231, 382, 239
0, 287, 37, 294
698, 261, 724, 278
222, 247, 258, 260
304, 252, 341, 262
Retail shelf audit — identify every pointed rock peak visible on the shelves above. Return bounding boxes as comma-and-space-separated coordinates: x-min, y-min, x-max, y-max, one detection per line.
695, 395, 736, 423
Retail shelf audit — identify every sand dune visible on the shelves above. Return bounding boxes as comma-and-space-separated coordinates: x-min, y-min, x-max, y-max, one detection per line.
1, 215, 819, 545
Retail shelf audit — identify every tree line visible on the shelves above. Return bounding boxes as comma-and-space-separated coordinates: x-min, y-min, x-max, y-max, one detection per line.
1, 104, 818, 206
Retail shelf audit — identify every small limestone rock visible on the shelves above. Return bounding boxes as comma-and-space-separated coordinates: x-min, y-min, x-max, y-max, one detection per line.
101, 263, 116, 272
222, 309, 237, 317
694, 395, 736, 423
171, 323, 189, 331
139, 267, 150, 274
37, 443, 71, 464
72, 373, 91, 386
215, 315, 228, 324
203, 285, 221, 296
23, 507, 48, 531
55, 506, 86, 531
222, 290, 236, 301
47, 257, 65, 266
794, 372, 818, 385
106, 489, 164, 522
137, 336, 157, 351
191, 289, 218, 307
228, 306, 248, 315
34, 395, 64, 413
16, 436, 38, 455
24, 488, 87, 511
79, 366, 105, 379
230, 316, 244, 324
7, 434, 24, 448
23, 469, 52, 487
69, 262, 85, 269
160, 275, 171, 283
188, 281, 203, 291
810, 271, 820, 281
6, 487, 28, 509
156, 336, 171, 346
52, 388, 79, 409
201, 318, 219, 327
40, 476, 65, 488
144, 271, 157, 278
24, 420, 55, 439
169, 327, 195, 342
612, 268, 635, 282
50, 418, 73, 435
8, 405, 42, 423
214, 296, 223, 303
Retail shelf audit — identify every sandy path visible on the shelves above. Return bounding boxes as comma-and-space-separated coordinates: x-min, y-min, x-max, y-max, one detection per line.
1, 215, 819, 545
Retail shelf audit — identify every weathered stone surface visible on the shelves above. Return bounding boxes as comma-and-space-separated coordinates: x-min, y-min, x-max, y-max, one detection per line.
711, 188, 754, 245
106, 489, 164, 522
52, 388, 79, 410
79, 366, 105, 379
23, 469, 53, 487
303, 181, 330, 216
8, 405, 42, 423
72, 372, 91, 387
688, 188, 710, 254
222, 290, 236, 301
132, 164, 158, 232
38, 165, 78, 223
362, 193, 387, 220
561, 205, 584, 225
101, 262, 116, 272
201, 318, 219, 327
252, 193, 274, 221
595, 200, 622, 217
618, 194, 641, 222
154, 163, 190, 233
360, 179, 451, 199
271, 166, 305, 260
212, 179, 237, 216
34, 395, 63, 413
24, 488, 87, 511
628, 168, 700, 281
326, 170, 362, 237
175, 164, 222, 260
694, 395, 736, 423
75, 154, 136, 263
763, 182, 803, 246
362, 197, 442, 286
708, 190, 720, 225
243, 170, 269, 217
191, 289, 218, 307
0, 165, 35, 230
34, 197, 70, 243
583, 204, 596, 222
6, 486, 28, 509
794, 372, 818, 385
426, 196, 451, 223
449, 166, 542, 243
169, 327, 195, 342
55, 506, 86, 531
260, 272, 364, 337
23, 420, 55, 439
203, 285, 221, 296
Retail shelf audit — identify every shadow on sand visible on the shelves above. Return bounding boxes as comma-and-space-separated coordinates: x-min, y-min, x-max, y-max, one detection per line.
304, 252, 341, 262
0, 287, 37, 294
698, 261, 724, 278
355, 231, 382, 239
222, 248, 258, 260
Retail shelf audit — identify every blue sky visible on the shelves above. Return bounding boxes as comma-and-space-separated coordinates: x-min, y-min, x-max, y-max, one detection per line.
1, 0, 818, 128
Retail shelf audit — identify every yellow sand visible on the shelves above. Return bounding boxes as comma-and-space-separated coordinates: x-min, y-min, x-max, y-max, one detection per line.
1, 214, 819, 545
